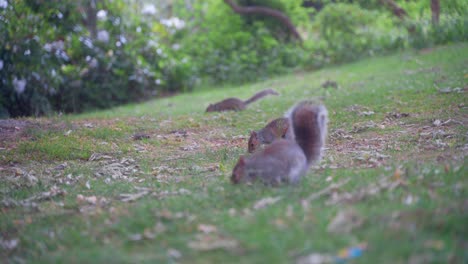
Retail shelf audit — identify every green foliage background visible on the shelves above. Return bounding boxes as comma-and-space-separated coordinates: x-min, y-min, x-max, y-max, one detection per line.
0, 0, 467, 117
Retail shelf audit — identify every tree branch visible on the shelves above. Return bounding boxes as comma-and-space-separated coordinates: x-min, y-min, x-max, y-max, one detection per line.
380, 0, 415, 33
223, 0, 302, 42
380, 0, 408, 20
430, 0, 440, 25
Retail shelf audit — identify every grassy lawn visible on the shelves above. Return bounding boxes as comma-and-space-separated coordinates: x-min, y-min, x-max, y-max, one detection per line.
1, 43, 467, 263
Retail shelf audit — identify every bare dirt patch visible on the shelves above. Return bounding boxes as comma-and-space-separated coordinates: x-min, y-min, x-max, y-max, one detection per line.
0, 119, 70, 153
326, 114, 466, 169
0, 119, 37, 144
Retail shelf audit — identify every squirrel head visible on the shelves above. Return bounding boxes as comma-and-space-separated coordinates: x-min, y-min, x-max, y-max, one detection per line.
206, 104, 215, 112
231, 156, 246, 184
247, 131, 260, 153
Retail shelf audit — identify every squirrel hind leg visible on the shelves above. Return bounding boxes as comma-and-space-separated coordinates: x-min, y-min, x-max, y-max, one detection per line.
287, 156, 307, 184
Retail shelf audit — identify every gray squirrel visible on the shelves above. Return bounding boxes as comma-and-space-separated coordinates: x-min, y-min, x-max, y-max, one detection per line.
247, 117, 294, 153
232, 101, 328, 185
206, 89, 278, 112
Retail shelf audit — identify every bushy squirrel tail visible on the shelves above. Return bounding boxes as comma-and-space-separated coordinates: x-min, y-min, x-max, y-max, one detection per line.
243, 89, 279, 105
286, 101, 328, 166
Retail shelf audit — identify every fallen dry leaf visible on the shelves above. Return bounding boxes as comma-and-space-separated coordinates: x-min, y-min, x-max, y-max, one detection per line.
88, 153, 113, 161
253, 196, 282, 210
438, 87, 463, 94
2, 186, 66, 208
168, 248, 182, 259
304, 178, 350, 203
326, 176, 406, 205
76, 194, 107, 206
156, 209, 196, 222
358, 111, 375, 116
128, 233, 143, 241
327, 208, 364, 234
296, 253, 334, 264
188, 234, 239, 252
119, 189, 151, 202
198, 224, 217, 234
385, 111, 410, 120
393, 167, 402, 181
94, 157, 140, 182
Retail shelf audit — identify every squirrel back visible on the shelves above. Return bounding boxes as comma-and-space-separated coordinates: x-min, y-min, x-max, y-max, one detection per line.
232, 139, 307, 185
232, 101, 328, 185
206, 98, 245, 112
206, 89, 278, 112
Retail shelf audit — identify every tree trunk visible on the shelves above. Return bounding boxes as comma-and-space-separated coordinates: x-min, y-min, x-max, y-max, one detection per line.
223, 0, 302, 42
82, 0, 98, 39
430, 0, 440, 25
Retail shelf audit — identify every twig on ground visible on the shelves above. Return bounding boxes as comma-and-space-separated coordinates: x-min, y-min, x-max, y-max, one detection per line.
304, 178, 351, 203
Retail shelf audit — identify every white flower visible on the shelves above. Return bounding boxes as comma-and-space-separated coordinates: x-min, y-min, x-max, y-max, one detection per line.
89, 58, 98, 68
56, 50, 70, 61
160, 17, 185, 30
44, 43, 52, 52
119, 35, 127, 44
43, 40, 64, 52
0, 0, 8, 8
13, 77, 27, 94
97, 10, 107, 20
32, 72, 40, 80
142, 4, 157, 15
97, 30, 110, 43
79, 36, 94, 48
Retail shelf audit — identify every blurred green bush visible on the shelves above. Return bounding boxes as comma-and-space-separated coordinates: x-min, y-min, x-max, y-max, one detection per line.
0, 0, 466, 117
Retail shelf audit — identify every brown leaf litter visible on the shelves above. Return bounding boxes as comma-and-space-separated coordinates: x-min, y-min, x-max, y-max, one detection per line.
188, 233, 239, 252
91, 156, 140, 183
252, 196, 282, 210
0, 119, 69, 150
326, 175, 407, 205
188, 223, 241, 253
2, 186, 66, 208
327, 208, 364, 234
118, 186, 191, 203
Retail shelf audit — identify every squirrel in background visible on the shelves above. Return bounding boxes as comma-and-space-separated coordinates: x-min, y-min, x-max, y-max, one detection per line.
206, 89, 278, 112
247, 117, 293, 153
232, 101, 328, 185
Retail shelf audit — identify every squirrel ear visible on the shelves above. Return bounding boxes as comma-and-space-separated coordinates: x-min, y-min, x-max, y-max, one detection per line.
250, 131, 257, 137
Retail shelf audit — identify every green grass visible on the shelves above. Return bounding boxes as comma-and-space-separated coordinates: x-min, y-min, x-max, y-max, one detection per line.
1, 43, 467, 263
